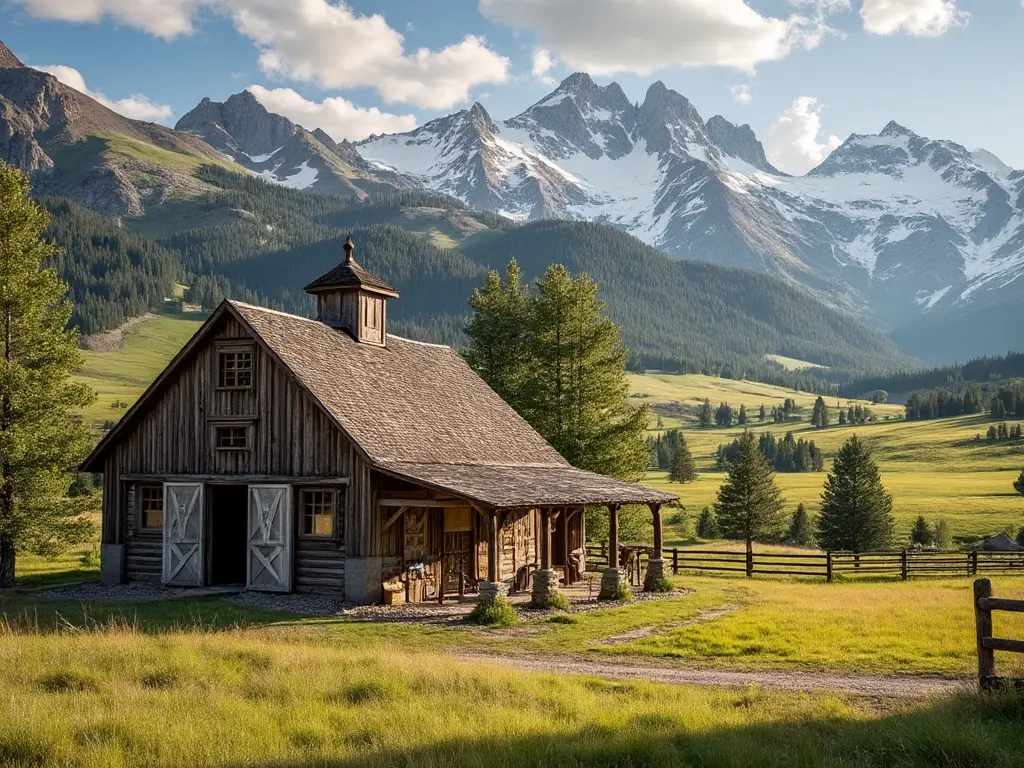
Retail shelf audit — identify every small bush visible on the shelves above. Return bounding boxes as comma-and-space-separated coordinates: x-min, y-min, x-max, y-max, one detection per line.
600, 582, 632, 602
546, 614, 579, 625
342, 681, 392, 705
533, 591, 570, 611
645, 575, 675, 593
466, 595, 518, 627
39, 669, 100, 693
1013, 470, 1024, 496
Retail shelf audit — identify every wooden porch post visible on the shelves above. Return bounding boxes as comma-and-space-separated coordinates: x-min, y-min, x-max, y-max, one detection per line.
650, 502, 663, 557
644, 502, 668, 592
607, 504, 620, 568
540, 508, 553, 570
487, 512, 499, 582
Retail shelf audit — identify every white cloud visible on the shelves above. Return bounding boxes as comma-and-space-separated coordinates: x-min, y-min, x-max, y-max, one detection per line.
34, 64, 174, 122
765, 96, 842, 175
247, 85, 417, 142
860, 0, 968, 36
15, 0, 511, 110
729, 84, 752, 104
479, 0, 843, 74
531, 48, 556, 86
13, 0, 203, 39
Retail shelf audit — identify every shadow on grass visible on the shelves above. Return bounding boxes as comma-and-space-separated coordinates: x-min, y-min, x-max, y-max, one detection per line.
206, 691, 1024, 768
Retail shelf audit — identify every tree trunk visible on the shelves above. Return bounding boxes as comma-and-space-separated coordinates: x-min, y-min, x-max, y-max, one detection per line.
745, 538, 754, 578
0, 536, 14, 588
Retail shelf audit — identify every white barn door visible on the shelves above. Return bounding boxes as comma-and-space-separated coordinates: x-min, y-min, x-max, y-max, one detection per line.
247, 485, 293, 592
163, 483, 205, 586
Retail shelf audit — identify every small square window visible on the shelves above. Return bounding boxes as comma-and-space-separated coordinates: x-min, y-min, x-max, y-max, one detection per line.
139, 485, 163, 529
218, 350, 253, 388
301, 490, 335, 537
215, 425, 249, 450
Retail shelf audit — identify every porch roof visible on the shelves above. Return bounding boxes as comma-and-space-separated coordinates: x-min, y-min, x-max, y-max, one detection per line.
378, 461, 678, 509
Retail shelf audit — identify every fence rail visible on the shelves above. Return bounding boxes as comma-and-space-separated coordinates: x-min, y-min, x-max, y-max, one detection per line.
584, 544, 1024, 583
974, 578, 1024, 690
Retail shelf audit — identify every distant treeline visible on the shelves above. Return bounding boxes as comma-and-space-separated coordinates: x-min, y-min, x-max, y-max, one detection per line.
904, 379, 1024, 421
844, 351, 1024, 397
716, 431, 825, 473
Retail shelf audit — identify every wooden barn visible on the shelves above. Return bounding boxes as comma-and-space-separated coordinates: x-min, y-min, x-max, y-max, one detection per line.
82, 237, 676, 605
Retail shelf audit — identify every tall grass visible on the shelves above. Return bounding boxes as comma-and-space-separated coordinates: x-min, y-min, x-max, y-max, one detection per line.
2, 626, 1023, 767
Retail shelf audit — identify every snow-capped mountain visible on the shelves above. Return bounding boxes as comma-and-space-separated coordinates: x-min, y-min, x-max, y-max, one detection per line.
357, 74, 1023, 327
176, 91, 414, 197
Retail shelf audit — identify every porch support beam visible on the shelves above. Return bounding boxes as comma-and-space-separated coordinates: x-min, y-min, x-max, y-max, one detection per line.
382, 505, 409, 532
599, 504, 625, 601
540, 508, 553, 570
378, 498, 468, 508
644, 502, 670, 592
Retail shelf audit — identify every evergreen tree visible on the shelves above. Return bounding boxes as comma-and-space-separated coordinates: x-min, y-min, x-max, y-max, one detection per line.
838, 408, 847, 425
0, 164, 95, 587
738, 403, 747, 425
464, 259, 531, 410
714, 431, 786, 557
788, 503, 815, 547
811, 396, 825, 427
1014, 470, 1024, 496
668, 434, 698, 484
934, 519, 952, 549
523, 264, 649, 479
817, 436, 894, 552
696, 506, 720, 539
910, 516, 934, 546
698, 398, 713, 427
759, 403, 766, 422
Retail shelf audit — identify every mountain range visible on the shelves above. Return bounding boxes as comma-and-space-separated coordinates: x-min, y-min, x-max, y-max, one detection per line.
0, 36, 1020, 366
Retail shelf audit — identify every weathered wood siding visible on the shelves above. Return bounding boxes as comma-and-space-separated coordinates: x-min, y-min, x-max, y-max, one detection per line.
294, 536, 346, 593
123, 483, 162, 581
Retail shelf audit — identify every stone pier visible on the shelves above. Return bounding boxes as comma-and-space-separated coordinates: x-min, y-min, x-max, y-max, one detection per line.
476, 581, 508, 609
530, 569, 561, 607
598, 566, 626, 600
643, 557, 668, 591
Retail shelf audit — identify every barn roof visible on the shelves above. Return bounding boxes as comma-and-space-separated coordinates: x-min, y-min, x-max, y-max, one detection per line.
82, 300, 675, 508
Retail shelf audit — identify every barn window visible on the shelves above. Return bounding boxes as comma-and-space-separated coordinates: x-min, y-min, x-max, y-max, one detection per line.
300, 489, 336, 537
217, 349, 253, 389
139, 485, 164, 529
215, 425, 250, 450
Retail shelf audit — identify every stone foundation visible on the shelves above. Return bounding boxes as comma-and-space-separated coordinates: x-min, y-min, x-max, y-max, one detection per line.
476, 581, 509, 608
598, 566, 626, 600
643, 557, 668, 591
344, 557, 383, 605
530, 569, 561, 607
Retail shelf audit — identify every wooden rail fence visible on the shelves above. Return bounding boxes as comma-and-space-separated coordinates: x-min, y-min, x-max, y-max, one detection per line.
974, 578, 1024, 691
585, 545, 1024, 583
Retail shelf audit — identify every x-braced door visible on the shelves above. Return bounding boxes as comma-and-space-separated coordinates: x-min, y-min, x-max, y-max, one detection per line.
247, 485, 292, 592
163, 483, 204, 586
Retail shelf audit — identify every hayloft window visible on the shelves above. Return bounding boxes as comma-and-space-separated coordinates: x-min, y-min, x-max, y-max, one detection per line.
300, 489, 336, 537
217, 348, 253, 389
139, 485, 163, 530
215, 425, 250, 451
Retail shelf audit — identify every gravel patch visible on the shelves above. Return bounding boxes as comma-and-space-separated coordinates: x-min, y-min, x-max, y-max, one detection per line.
35, 581, 189, 601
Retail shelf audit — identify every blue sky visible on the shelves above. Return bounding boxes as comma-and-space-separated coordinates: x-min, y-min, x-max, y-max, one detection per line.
3, 0, 1022, 173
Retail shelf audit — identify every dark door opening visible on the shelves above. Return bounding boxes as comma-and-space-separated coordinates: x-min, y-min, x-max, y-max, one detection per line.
208, 484, 248, 585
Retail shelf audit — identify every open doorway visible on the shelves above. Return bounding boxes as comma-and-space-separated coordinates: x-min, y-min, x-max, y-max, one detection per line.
208, 484, 248, 585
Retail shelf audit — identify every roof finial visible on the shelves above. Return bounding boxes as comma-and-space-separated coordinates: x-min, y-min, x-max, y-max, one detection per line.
343, 234, 355, 264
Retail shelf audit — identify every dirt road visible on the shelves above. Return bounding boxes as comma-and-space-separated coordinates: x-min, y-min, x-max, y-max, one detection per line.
457, 651, 968, 699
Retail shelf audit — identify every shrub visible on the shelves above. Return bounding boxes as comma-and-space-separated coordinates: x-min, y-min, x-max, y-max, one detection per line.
533, 591, 570, 611
645, 575, 675, 593
1014, 470, 1024, 496
600, 582, 632, 602
466, 595, 518, 627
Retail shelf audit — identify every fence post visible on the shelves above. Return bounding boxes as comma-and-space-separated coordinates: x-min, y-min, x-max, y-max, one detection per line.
745, 547, 754, 578
672, 548, 679, 576
974, 578, 995, 690
826, 551, 833, 583
901, 548, 908, 581
971, 549, 978, 577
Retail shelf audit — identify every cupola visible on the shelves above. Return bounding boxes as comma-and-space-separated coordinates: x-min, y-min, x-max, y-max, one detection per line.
303, 235, 398, 346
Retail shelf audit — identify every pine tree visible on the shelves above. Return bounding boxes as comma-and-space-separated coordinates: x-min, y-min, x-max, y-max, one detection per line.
934, 519, 952, 549
1014, 470, 1024, 496
788, 503, 815, 547
464, 259, 531, 410
910, 515, 933, 546
699, 398, 713, 427
524, 264, 649, 479
696, 506, 720, 539
668, 434, 698, 483
714, 431, 786, 557
0, 164, 95, 587
759, 403, 766, 422
738, 404, 747, 425
838, 408, 847, 425
811, 396, 824, 427
817, 436, 894, 552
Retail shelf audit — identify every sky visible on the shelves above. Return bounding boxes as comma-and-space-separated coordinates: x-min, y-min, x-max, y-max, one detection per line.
2, 0, 1022, 174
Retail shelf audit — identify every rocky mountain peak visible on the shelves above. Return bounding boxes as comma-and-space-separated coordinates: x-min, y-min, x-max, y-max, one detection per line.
705, 115, 780, 174
176, 90, 296, 157
880, 120, 914, 138
0, 41, 23, 69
